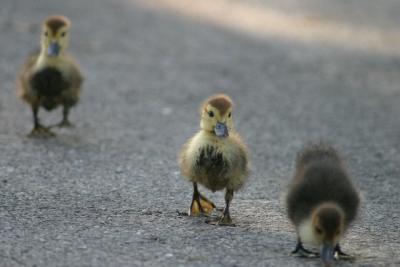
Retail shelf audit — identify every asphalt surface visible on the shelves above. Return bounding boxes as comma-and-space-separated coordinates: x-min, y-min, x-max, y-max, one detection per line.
0, 0, 399, 266
237, 0, 400, 30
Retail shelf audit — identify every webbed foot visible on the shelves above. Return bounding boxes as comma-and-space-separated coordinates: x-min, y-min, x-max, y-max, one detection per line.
218, 213, 235, 226
291, 241, 318, 258
334, 244, 354, 260
28, 125, 55, 138
205, 209, 236, 226
57, 119, 74, 128
189, 192, 215, 216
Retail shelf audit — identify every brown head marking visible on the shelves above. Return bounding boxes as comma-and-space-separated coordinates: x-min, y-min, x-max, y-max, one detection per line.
313, 203, 344, 240
204, 94, 233, 116
44, 15, 70, 33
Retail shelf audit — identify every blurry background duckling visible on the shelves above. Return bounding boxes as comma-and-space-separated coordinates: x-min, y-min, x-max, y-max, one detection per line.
286, 143, 360, 266
179, 94, 250, 225
16, 15, 83, 137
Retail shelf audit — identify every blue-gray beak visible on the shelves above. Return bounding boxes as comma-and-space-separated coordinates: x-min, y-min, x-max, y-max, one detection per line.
321, 243, 335, 266
214, 122, 228, 138
48, 42, 60, 57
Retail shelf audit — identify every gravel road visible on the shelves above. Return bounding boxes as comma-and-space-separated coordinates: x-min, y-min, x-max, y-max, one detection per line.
0, 0, 399, 266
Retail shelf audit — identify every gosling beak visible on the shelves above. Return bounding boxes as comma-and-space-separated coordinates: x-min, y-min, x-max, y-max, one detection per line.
321, 243, 335, 267
48, 42, 60, 57
214, 122, 229, 138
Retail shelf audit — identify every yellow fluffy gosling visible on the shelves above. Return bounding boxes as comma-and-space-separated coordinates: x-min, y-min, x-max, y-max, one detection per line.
16, 15, 83, 137
179, 94, 250, 225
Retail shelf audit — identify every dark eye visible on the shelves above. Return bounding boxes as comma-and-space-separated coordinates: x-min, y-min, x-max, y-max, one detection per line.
208, 111, 214, 117
315, 227, 322, 234
61, 32, 66, 37
228, 112, 231, 118
44, 31, 48, 36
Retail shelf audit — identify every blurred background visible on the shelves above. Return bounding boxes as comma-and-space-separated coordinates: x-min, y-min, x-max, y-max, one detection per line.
0, 0, 399, 266
139, 0, 400, 54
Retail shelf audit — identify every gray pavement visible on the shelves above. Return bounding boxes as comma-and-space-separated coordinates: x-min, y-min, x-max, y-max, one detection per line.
0, 0, 399, 266
237, 0, 400, 30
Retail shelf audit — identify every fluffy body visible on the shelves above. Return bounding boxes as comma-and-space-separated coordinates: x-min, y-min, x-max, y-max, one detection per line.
17, 52, 82, 111
180, 130, 249, 192
179, 94, 249, 224
16, 15, 83, 136
287, 144, 359, 246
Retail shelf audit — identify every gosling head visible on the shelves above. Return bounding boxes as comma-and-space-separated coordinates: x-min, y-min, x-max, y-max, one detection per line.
311, 203, 345, 266
40, 15, 71, 57
200, 94, 234, 138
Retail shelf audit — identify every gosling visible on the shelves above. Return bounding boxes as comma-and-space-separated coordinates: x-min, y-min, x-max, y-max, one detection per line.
179, 94, 250, 225
286, 144, 360, 266
16, 15, 83, 137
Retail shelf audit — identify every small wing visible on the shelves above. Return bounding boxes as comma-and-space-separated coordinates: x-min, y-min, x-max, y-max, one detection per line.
65, 54, 84, 90
16, 51, 39, 101
179, 139, 192, 179
231, 132, 250, 173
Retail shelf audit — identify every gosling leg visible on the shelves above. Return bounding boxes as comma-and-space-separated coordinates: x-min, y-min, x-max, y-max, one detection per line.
58, 105, 73, 127
189, 182, 215, 216
218, 189, 234, 226
292, 239, 318, 258
28, 104, 55, 138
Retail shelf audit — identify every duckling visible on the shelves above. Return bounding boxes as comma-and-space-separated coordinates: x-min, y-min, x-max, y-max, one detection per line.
286, 144, 360, 266
179, 94, 250, 225
16, 15, 83, 137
